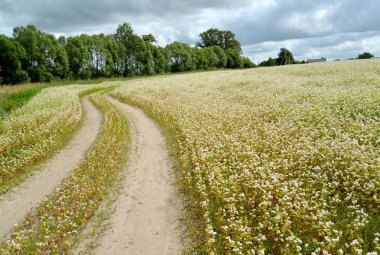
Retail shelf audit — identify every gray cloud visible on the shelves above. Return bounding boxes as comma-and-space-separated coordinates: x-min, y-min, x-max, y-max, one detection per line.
0, 0, 379, 62
244, 31, 380, 63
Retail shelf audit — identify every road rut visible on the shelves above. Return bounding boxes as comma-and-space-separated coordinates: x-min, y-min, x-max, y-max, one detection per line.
93, 96, 184, 255
0, 97, 102, 237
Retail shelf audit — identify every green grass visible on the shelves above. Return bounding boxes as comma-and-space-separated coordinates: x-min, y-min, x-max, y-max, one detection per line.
0, 87, 44, 117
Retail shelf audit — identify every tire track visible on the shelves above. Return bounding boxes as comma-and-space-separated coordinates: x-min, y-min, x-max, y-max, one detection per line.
0, 97, 103, 237
92, 96, 184, 255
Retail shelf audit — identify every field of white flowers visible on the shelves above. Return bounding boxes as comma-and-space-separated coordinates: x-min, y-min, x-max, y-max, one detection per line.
113, 59, 380, 255
0, 84, 109, 194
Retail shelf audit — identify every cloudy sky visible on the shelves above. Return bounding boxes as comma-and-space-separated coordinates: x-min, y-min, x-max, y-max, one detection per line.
1, 0, 379, 63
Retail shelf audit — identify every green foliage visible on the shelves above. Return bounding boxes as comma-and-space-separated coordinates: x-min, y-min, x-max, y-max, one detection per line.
197, 28, 242, 53
226, 49, 243, 68
210, 46, 227, 68
105, 34, 126, 77
127, 35, 154, 76
65, 35, 92, 79
193, 47, 210, 70
0, 35, 28, 84
142, 34, 157, 43
114, 22, 134, 45
259, 48, 297, 67
1, 22, 253, 85
259, 57, 278, 67
357, 52, 374, 59
277, 48, 295, 65
166, 42, 196, 72
13, 25, 69, 82
152, 46, 170, 73
0, 87, 42, 116
243, 57, 255, 68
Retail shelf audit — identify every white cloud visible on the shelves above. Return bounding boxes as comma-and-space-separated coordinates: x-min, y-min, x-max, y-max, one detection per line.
244, 31, 380, 63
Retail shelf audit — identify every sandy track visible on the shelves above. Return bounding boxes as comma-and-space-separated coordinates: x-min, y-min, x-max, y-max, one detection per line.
0, 97, 102, 237
93, 96, 183, 255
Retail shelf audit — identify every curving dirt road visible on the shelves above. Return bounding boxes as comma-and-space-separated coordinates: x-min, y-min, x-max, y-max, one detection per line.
92, 96, 184, 255
0, 97, 103, 237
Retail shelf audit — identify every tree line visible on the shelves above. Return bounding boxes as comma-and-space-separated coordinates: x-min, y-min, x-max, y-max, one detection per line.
259, 48, 376, 66
0, 23, 254, 85
259, 48, 307, 67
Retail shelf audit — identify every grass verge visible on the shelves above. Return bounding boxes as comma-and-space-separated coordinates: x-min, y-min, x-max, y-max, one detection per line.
0, 86, 46, 118
0, 93, 129, 254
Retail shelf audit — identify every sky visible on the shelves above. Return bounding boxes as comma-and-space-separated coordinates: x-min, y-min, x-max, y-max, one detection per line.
1, 0, 379, 63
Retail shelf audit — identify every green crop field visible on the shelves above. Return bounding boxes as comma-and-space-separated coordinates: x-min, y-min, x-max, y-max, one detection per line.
1, 59, 379, 254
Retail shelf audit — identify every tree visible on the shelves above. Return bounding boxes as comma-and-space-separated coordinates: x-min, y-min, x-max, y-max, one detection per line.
13, 25, 69, 82
151, 46, 169, 74
210, 46, 227, 68
197, 28, 242, 53
166, 42, 195, 72
206, 48, 219, 68
124, 35, 153, 76
142, 34, 157, 43
114, 23, 133, 45
243, 57, 254, 68
3, 22, 255, 85
226, 49, 243, 68
193, 47, 210, 70
259, 57, 277, 67
104, 35, 126, 77
88, 34, 110, 77
276, 48, 294, 65
0, 35, 29, 84
65, 35, 92, 79
58, 36, 66, 46
114, 23, 154, 76
357, 52, 374, 59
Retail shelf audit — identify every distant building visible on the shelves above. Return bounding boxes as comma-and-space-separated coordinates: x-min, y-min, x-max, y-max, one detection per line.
307, 58, 327, 63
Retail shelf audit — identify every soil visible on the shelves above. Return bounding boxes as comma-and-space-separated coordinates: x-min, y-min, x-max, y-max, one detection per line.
92, 96, 184, 255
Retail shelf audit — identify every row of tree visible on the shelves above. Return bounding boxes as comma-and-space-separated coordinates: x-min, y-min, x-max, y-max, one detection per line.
0, 24, 254, 85
258, 48, 306, 67
259, 49, 376, 67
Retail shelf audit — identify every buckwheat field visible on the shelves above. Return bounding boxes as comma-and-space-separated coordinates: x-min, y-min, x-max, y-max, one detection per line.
112, 59, 380, 255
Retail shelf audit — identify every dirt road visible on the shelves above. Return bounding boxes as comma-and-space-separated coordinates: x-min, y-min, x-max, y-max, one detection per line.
0, 98, 102, 237
93, 96, 184, 255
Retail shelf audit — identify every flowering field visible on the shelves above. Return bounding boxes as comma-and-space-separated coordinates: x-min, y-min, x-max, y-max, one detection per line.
0, 93, 130, 254
112, 59, 380, 254
0, 84, 109, 194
